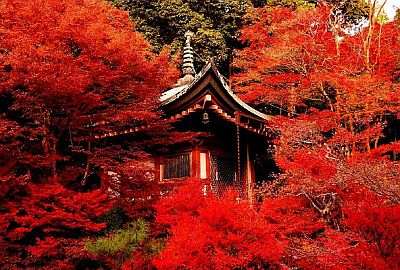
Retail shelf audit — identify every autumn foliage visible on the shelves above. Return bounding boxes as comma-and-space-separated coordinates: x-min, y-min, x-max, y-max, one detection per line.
149, 179, 399, 270
153, 180, 286, 269
229, 2, 400, 269
0, 0, 176, 268
1, 0, 400, 269
0, 0, 177, 190
0, 183, 112, 269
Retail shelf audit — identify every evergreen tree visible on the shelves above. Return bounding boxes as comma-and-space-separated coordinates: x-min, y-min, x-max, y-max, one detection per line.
111, 0, 251, 74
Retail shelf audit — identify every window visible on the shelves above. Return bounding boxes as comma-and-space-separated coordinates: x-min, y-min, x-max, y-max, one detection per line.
162, 153, 191, 180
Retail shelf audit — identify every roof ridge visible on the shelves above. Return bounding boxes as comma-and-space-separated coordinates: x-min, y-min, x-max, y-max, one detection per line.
159, 61, 271, 121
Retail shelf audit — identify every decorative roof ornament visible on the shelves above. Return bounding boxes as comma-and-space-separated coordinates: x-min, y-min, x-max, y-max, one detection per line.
176, 31, 196, 86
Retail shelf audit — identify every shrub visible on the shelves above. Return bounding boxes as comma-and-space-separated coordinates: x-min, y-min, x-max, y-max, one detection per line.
153, 180, 286, 270
85, 219, 149, 257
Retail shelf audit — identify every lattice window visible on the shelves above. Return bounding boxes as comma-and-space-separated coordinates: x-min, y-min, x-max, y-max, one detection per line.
163, 153, 191, 179
210, 154, 237, 195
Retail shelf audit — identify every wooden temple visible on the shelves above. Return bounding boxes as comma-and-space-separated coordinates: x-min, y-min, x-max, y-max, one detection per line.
156, 32, 274, 199
91, 32, 274, 199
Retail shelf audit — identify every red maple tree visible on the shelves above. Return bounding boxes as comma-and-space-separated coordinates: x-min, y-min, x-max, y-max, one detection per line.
231, 2, 400, 269
0, 0, 177, 268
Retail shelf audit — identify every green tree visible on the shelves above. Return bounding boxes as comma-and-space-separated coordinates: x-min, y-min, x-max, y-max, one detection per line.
265, 0, 316, 9
265, 0, 369, 29
111, 0, 369, 76
112, 0, 251, 74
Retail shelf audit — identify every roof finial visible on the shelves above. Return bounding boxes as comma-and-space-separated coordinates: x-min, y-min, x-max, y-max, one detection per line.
182, 31, 195, 76
175, 31, 196, 86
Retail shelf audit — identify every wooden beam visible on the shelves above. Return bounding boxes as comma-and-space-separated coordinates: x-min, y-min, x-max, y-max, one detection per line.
209, 104, 219, 110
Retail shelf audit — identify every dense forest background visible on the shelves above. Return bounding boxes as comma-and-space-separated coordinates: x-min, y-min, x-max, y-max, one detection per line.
0, 0, 399, 269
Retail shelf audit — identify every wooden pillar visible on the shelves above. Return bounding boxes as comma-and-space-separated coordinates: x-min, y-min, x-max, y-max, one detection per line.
235, 112, 241, 187
192, 146, 200, 178
246, 143, 254, 204
206, 151, 211, 180
155, 157, 161, 181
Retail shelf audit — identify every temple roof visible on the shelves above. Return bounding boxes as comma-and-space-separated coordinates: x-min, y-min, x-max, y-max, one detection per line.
90, 32, 272, 140
160, 61, 271, 121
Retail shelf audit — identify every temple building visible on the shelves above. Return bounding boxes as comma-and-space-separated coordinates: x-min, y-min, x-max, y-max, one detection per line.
156, 32, 274, 198
93, 32, 275, 199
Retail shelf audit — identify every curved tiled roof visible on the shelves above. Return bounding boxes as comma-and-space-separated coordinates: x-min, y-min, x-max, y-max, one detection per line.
160, 62, 271, 121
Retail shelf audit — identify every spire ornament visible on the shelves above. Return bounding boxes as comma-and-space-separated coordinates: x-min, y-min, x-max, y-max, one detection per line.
182, 31, 195, 76
176, 31, 196, 86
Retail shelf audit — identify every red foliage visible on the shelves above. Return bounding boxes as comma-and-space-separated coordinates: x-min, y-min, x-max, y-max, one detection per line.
343, 189, 400, 267
231, 5, 400, 269
0, 0, 177, 268
0, 0, 178, 189
259, 196, 325, 236
291, 229, 389, 270
153, 180, 287, 269
233, 4, 400, 156
277, 150, 337, 181
0, 1, 398, 269
0, 0, 177, 124
347, 205, 400, 260
152, 180, 399, 269
27, 237, 59, 258
121, 251, 147, 270
1, 183, 112, 269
